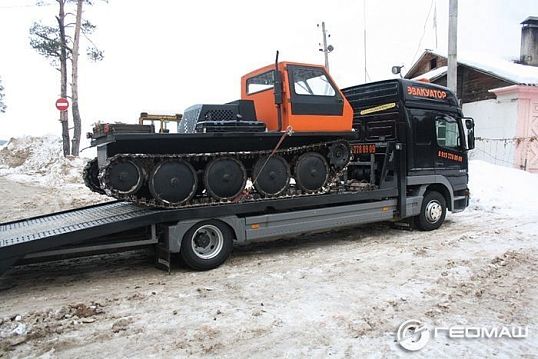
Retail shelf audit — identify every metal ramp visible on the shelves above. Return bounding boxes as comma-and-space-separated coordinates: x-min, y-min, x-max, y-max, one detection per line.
0, 202, 160, 271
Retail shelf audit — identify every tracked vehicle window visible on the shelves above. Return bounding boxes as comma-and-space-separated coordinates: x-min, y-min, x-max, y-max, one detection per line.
436, 116, 460, 148
291, 68, 336, 96
247, 71, 274, 94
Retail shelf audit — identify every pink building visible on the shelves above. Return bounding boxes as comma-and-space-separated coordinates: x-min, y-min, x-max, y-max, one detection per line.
489, 85, 538, 172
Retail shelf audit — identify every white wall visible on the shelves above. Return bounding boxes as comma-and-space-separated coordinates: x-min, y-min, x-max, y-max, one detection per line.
462, 99, 518, 167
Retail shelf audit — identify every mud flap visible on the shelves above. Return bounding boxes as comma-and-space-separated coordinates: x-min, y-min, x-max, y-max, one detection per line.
391, 217, 415, 231
155, 244, 171, 274
0, 256, 19, 277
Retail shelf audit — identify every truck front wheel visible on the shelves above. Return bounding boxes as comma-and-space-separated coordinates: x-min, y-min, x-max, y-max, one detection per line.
180, 220, 233, 270
415, 191, 447, 231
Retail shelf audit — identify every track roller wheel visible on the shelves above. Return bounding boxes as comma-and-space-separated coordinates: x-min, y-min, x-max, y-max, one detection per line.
149, 160, 197, 205
83, 158, 105, 194
328, 141, 351, 170
252, 155, 290, 197
204, 157, 247, 200
106, 159, 144, 195
294, 152, 329, 192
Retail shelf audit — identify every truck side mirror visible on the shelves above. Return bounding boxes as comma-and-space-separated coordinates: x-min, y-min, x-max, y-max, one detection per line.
464, 118, 475, 150
465, 119, 474, 130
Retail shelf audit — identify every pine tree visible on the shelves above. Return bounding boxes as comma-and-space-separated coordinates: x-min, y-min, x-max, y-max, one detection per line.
29, 0, 104, 156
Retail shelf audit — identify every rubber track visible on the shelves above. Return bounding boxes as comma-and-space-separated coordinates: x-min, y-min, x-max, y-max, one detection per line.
83, 158, 106, 195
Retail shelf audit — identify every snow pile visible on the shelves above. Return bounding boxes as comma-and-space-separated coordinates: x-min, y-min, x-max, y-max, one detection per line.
0, 136, 88, 187
468, 160, 538, 218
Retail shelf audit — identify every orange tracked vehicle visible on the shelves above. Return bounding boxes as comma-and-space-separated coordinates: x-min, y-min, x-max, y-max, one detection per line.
85, 55, 474, 214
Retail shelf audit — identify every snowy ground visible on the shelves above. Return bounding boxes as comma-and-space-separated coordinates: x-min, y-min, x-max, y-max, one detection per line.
0, 137, 537, 358
0, 136, 107, 222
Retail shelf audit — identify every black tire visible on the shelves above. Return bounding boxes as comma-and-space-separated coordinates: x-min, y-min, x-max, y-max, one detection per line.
294, 152, 329, 192
414, 191, 447, 231
252, 155, 291, 197
180, 220, 233, 270
204, 157, 247, 200
148, 160, 197, 205
106, 159, 145, 195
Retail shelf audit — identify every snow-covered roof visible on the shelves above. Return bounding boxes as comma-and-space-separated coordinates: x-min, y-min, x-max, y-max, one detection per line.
410, 50, 538, 85
411, 65, 447, 82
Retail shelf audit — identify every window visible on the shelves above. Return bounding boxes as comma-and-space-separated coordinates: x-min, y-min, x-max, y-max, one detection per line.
247, 70, 274, 95
430, 58, 437, 70
291, 67, 336, 96
436, 116, 460, 148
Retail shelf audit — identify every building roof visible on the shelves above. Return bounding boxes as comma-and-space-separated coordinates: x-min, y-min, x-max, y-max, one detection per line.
521, 16, 538, 26
411, 65, 447, 82
407, 49, 538, 86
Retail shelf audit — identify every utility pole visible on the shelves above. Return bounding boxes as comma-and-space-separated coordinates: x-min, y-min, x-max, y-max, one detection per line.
317, 22, 333, 72
447, 0, 458, 93
363, 0, 368, 83
433, 0, 438, 49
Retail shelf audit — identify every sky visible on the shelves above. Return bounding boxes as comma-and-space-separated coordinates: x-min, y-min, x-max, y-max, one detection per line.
0, 0, 537, 146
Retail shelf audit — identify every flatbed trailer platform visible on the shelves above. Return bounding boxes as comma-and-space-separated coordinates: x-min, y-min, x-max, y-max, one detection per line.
1, 188, 412, 273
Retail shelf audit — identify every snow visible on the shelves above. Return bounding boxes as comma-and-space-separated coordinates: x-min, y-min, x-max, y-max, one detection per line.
0, 138, 537, 357
0, 136, 107, 221
421, 50, 538, 85
468, 160, 538, 218
0, 136, 89, 188
412, 65, 447, 82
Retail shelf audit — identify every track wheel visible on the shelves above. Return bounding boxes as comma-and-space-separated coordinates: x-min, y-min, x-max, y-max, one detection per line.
204, 157, 247, 200
83, 158, 105, 194
180, 220, 234, 270
252, 155, 290, 197
149, 160, 197, 205
294, 152, 329, 192
328, 141, 351, 170
106, 159, 144, 195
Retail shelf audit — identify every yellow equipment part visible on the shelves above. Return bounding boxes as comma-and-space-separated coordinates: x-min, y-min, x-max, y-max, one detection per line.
139, 112, 183, 133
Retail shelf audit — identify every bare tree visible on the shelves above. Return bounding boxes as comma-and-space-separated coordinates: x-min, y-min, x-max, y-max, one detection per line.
0, 77, 6, 113
30, 1, 70, 155
71, 0, 83, 156
71, 0, 103, 156
29, 0, 104, 157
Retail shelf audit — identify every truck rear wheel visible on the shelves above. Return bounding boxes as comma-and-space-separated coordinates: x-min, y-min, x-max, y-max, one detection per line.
414, 191, 447, 231
180, 220, 233, 270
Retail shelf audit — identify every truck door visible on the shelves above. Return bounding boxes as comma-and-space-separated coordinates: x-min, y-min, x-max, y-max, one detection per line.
284, 65, 353, 132
434, 114, 466, 172
408, 108, 435, 175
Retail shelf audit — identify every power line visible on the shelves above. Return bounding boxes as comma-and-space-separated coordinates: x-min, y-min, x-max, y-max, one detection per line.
0, 1, 53, 9
411, 0, 435, 65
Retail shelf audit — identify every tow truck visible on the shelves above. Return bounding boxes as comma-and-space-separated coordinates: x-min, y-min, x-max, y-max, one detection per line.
0, 62, 475, 273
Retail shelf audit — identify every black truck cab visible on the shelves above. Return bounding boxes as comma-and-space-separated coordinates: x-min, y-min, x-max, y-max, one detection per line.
342, 79, 474, 214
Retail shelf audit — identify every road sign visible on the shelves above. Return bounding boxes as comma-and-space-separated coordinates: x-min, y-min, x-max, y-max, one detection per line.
56, 98, 69, 111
